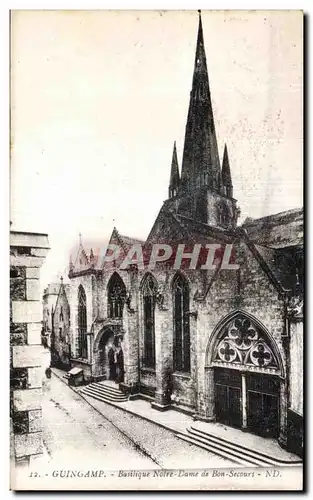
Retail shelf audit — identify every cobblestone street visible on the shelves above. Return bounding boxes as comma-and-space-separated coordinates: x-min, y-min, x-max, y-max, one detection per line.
42, 373, 233, 470
42, 373, 156, 470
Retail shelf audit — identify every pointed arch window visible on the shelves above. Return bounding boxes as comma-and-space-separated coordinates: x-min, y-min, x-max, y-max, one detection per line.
108, 273, 126, 319
78, 285, 87, 358
142, 275, 158, 368
173, 274, 190, 372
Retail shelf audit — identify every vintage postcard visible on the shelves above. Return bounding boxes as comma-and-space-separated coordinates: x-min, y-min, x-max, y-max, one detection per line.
10, 10, 303, 491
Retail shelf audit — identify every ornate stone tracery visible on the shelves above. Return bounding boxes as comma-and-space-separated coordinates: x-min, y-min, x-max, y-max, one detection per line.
212, 316, 279, 372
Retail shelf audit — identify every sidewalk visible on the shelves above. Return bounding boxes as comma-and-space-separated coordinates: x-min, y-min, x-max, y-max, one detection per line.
52, 367, 301, 464
52, 367, 192, 433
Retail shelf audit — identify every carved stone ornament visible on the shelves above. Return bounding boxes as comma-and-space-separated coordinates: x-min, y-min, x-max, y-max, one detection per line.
125, 292, 135, 314
287, 295, 303, 318
213, 316, 279, 371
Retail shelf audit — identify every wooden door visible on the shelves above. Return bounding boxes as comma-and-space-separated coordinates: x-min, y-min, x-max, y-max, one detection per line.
247, 374, 279, 438
214, 369, 242, 428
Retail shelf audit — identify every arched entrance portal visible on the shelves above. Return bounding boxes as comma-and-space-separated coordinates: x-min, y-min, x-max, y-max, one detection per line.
207, 313, 284, 439
94, 327, 124, 382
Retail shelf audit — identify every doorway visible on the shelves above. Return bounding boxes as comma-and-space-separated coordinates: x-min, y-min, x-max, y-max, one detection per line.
214, 368, 242, 428
214, 368, 280, 438
97, 329, 124, 383
247, 373, 279, 438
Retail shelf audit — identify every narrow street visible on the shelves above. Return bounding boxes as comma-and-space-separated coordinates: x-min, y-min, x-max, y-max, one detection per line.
42, 373, 233, 470
42, 373, 157, 470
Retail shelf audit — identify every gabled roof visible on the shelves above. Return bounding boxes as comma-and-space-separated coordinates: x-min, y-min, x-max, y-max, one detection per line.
117, 232, 145, 248
69, 228, 145, 276
70, 237, 106, 273
54, 281, 70, 312
255, 244, 303, 293
242, 207, 303, 248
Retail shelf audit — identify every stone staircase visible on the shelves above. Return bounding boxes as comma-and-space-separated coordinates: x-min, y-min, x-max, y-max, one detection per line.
80, 380, 128, 404
176, 424, 302, 467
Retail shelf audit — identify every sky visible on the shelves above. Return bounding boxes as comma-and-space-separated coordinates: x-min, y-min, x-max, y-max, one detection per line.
10, 10, 303, 289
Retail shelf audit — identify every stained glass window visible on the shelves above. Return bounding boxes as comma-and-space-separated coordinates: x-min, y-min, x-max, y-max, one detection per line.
108, 273, 126, 319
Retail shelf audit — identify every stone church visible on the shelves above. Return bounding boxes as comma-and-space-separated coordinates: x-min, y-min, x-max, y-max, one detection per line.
50, 13, 303, 456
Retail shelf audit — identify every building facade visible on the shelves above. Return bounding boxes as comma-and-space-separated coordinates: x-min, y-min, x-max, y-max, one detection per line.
10, 230, 50, 468
42, 282, 61, 338
51, 279, 71, 369
64, 14, 303, 456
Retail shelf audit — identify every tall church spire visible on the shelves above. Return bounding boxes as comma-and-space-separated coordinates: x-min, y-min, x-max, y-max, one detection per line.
222, 144, 233, 198
168, 141, 180, 198
180, 11, 221, 194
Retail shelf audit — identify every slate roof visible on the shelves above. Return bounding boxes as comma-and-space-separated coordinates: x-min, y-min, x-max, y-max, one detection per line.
117, 233, 145, 248
254, 244, 303, 294
242, 208, 303, 248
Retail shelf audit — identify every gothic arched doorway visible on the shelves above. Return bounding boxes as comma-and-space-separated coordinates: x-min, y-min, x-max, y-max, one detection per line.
207, 313, 284, 439
94, 327, 124, 383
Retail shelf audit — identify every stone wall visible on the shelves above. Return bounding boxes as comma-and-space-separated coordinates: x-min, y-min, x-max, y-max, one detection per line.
287, 317, 303, 457
10, 231, 49, 466
52, 283, 71, 368
65, 236, 299, 449
289, 320, 303, 416
42, 284, 59, 334
194, 240, 288, 440
67, 274, 94, 358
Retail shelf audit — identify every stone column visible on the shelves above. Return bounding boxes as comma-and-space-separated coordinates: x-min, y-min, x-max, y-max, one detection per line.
279, 378, 288, 448
151, 305, 173, 411
194, 367, 215, 421
10, 230, 50, 470
241, 372, 248, 430
119, 271, 140, 395
121, 304, 140, 393
88, 332, 94, 364
189, 311, 198, 412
